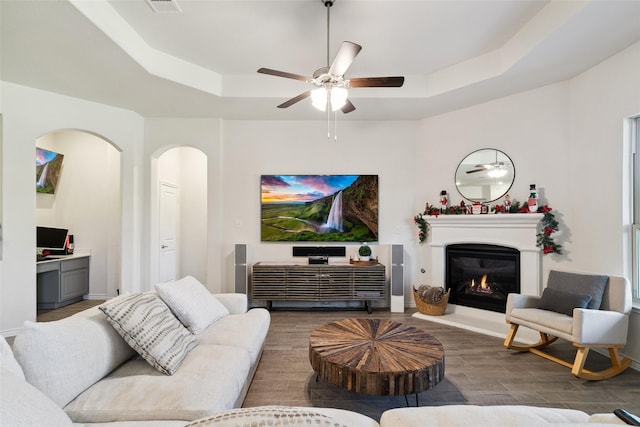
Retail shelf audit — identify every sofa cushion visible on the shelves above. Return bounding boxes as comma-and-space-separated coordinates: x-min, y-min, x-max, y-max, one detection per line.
1, 369, 74, 427
64, 344, 251, 423
182, 406, 350, 427
156, 276, 230, 335
12, 295, 137, 408
537, 287, 592, 316
547, 270, 608, 310
0, 336, 25, 380
197, 308, 270, 366
100, 292, 198, 375
379, 405, 590, 427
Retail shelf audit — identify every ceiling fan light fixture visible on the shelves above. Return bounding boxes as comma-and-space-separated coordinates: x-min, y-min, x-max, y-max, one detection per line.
311, 88, 328, 111
330, 87, 348, 111
311, 87, 348, 112
488, 168, 507, 178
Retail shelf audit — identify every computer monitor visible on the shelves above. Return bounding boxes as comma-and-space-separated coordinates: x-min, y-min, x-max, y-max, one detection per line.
36, 226, 69, 251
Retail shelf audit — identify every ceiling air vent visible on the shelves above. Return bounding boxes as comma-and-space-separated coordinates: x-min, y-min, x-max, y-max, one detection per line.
145, 0, 182, 13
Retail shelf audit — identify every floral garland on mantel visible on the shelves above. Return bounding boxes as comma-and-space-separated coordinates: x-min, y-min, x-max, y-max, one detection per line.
413, 200, 562, 255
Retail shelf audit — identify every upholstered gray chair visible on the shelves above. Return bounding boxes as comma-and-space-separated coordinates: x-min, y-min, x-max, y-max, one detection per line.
504, 270, 632, 380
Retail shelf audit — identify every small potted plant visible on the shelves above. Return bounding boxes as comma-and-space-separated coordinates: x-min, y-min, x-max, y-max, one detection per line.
358, 244, 372, 261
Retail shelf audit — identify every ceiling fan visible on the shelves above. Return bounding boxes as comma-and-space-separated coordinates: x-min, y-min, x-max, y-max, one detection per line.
466, 161, 506, 174
257, 0, 404, 114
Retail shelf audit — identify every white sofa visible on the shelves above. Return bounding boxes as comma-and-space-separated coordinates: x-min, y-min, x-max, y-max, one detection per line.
379, 406, 629, 426
2, 275, 274, 426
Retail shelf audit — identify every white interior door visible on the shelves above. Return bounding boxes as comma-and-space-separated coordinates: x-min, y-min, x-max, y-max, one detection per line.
159, 182, 179, 283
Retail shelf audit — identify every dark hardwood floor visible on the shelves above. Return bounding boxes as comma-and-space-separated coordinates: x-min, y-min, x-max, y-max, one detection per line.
32, 302, 640, 422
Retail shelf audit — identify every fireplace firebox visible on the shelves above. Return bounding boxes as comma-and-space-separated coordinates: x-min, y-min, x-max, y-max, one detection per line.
445, 243, 520, 313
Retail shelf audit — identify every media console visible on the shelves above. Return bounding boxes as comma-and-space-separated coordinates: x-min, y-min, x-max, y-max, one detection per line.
251, 262, 386, 313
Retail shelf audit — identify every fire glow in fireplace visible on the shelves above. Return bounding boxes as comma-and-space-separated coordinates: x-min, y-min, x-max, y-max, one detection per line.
445, 243, 520, 313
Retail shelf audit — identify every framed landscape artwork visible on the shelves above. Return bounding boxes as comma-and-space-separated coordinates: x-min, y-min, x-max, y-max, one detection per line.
261, 175, 378, 242
36, 147, 64, 194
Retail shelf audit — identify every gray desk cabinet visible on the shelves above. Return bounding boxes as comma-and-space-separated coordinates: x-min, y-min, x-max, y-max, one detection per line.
37, 255, 90, 309
251, 263, 386, 313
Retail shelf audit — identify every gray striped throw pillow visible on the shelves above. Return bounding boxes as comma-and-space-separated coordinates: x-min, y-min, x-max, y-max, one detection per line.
99, 292, 198, 375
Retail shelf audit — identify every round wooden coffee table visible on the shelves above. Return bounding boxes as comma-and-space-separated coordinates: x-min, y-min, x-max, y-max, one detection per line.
309, 318, 445, 399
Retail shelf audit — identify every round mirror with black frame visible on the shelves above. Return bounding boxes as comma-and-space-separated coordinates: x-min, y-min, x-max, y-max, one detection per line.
455, 148, 515, 202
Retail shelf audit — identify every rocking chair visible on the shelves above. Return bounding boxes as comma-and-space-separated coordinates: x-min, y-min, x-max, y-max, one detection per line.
504, 270, 632, 380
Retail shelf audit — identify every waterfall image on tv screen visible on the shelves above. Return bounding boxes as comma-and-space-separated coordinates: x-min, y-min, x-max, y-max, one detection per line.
261, 175, 378, 242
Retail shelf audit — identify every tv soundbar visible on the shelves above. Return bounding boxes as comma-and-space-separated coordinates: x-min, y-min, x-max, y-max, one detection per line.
292, 246, 346, 257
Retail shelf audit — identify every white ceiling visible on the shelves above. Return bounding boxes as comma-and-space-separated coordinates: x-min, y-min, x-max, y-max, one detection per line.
2, 0, 640, 120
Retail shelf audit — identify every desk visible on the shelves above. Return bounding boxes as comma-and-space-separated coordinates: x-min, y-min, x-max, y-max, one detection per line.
37, 254, 90, 309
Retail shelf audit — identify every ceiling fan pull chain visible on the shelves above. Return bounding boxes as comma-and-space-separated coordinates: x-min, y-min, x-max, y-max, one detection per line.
327, 107, 331, 139
334, 110, 338, 142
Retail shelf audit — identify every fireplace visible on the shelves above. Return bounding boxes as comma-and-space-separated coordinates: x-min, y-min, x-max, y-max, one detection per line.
445, 243, 520, 313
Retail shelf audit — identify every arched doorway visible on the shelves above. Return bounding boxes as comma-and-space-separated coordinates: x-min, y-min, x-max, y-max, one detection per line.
35, 129, 122, 299
151, 146, 208, 286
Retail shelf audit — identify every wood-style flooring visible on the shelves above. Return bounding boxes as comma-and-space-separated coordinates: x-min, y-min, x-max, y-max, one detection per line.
34, 302, 640, 422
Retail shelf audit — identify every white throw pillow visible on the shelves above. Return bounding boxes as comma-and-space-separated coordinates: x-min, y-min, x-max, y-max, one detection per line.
156, 276, 230, 334
99, 292, 198, 375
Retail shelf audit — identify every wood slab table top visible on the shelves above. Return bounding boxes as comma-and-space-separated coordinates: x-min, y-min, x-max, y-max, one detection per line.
309, 318, 445, 396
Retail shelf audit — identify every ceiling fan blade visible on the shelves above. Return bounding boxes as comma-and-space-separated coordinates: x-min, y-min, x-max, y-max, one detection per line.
328, 41, 362, 76
277, 91, 311, 108
349, 76, 405, 88
466, 168, 487, 174
257, 68, 310, 82
341, 99, 355, 114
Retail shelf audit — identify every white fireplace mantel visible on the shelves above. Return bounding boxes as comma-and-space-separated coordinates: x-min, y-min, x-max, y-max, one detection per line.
415, 213, 543, 343
427, 213, 544, 297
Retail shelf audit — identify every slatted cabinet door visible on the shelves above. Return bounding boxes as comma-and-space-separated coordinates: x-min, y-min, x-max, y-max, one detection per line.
251, 263, 386, 311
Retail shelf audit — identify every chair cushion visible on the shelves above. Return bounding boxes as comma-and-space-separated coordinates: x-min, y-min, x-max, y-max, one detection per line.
547, 270, 608, 309
156, 276, 229, 335
99, 292, 198, 375
537, 287, 592, 316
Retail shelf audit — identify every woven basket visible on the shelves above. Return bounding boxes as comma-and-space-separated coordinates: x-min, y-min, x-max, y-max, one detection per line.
413, 287, 450, 316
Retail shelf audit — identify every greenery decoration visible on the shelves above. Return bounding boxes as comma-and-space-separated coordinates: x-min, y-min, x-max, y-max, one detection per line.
358, 245, 372, 257
414, 199, 562, 255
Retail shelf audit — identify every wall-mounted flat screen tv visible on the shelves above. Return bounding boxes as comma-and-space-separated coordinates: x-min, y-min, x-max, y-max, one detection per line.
36, 147, 64, 194
261, 175, 378, 242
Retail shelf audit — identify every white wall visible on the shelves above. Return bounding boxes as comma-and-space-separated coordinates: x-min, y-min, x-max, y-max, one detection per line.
414, 40, 640, 364
144, 118, 222, 292
567, 41, 640, 361
36, 130, 121, 299
416, 82, 572, 281
156, 147, 208, 285
220, 120, 419, 297
0, 82, 143, 335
